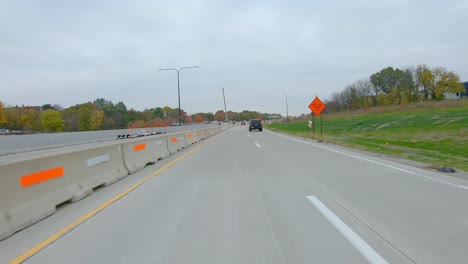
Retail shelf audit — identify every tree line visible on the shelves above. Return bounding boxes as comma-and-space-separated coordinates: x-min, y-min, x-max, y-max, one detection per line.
0, 98, 275, 133
325, 65, 466, 113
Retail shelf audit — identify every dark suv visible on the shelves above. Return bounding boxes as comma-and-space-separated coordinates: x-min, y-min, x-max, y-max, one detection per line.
249, 119, 263, 132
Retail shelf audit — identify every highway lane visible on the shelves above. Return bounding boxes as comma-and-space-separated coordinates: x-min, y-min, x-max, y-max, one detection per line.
2, 125, 468, 263
254, 130, 468, 263
0, 123, 221, 156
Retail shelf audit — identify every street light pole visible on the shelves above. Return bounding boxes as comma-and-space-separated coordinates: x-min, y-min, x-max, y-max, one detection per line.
159, 66, 199, 126
277, 90, 289, 122
222, 88, 227, 122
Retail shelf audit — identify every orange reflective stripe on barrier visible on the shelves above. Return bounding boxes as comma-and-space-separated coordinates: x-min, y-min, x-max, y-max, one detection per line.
133, 143, 146, 152
187, 134, 192, 138
20, 167, 64, 188
171, 137, 177, 143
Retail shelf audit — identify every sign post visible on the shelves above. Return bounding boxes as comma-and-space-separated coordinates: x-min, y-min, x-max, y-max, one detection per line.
320, 112, 323, 136
312, 114, 315, 135
308, 96, 326, 137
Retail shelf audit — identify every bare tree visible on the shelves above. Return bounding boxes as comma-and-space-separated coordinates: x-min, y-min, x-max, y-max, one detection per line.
355, 79, 373, 107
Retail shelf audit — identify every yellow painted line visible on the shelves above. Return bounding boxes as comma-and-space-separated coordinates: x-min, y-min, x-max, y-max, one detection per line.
10, 135, 217, 264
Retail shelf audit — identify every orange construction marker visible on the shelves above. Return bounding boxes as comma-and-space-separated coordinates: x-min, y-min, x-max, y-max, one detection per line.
20, 167, 64, 188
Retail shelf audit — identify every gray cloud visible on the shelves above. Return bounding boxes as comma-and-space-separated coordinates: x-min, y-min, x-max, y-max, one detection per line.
1, 0, 467, 116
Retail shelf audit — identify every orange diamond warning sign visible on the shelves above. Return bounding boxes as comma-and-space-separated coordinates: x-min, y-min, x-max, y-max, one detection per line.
308, 96, 326, 116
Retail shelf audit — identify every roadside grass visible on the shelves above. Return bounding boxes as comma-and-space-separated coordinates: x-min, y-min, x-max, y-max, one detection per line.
266, 100, 468, 172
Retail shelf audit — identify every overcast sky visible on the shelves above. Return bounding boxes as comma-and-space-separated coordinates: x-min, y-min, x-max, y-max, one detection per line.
1, 0, 467, 116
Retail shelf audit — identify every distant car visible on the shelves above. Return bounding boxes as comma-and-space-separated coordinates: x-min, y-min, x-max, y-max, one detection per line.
241, 121, 246, 126
249, 119, 262, 132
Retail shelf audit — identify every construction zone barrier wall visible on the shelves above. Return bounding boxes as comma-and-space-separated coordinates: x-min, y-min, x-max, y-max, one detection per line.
0, 126, 228, 241
185, 130, 198, 145
122, 135, 170, 174
0, 142, 128, 241
166, 131, 189, 155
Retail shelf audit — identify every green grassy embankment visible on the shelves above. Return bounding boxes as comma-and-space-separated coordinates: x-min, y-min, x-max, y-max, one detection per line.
266, 100, 468, 172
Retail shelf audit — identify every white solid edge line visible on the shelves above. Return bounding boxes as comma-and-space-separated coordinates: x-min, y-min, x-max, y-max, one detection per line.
255, 142, 261, 148
271, 131, 468, 190
307, 196, 388, 264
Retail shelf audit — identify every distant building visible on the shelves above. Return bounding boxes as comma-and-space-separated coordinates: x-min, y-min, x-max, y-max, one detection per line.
444, 81, 467, 100
444, 92, 462, 100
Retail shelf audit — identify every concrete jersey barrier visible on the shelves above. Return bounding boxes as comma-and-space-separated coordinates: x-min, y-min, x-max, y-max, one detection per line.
0, 142, 128, 241
185, 130, 198, 145
166, 131, 189, 155
121, 135, 170, 174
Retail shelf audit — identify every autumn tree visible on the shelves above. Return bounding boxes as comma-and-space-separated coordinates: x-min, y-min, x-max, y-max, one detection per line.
153, 118, 165, 127
432, 67, 465, 100
4, 107, 21, 130
62, 102, 104, 131
0, 101, 6, 126
417, 65, 435, 100
165, 108, 187, 123
194, 114, 204, 123
90, 109, 105, 130
236, 110, 260, 121
164, 117, 177, 126
92, 99, 128, 129
21, 109, 42, 131
77, 103, 93, 131
184, 116, 193, 124
128, 120, 145, 128
41, 110, 65, 132
214, 110, 225, 121
227, 111, 235, 120
192, 112, 214, 122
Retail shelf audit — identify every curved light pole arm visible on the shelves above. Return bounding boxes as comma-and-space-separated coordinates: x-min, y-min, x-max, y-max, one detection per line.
276, 90, 289, 122
158, 66, 199, 126
179, 66, 199, 71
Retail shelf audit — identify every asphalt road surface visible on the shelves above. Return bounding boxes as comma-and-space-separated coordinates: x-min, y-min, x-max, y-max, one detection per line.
2, 125, 468, 263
